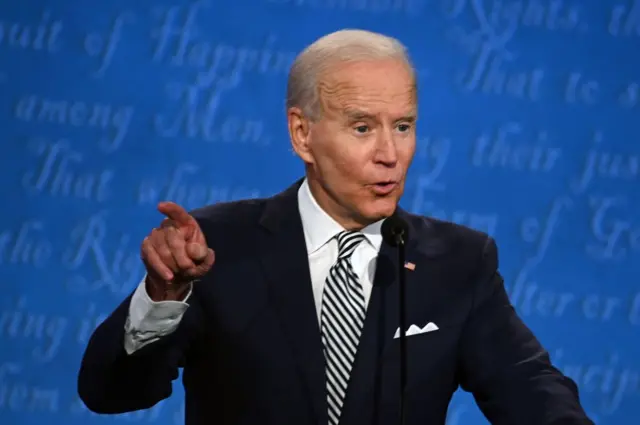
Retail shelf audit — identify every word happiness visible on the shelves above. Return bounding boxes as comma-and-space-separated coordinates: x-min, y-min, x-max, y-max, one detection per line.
4, 3, 296, 148
4, 2, 640, 109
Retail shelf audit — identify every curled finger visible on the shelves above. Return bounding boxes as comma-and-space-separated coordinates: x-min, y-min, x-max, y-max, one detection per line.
165, 226, 196, 270
141, 237, 174, 281
150, 228, 179, 272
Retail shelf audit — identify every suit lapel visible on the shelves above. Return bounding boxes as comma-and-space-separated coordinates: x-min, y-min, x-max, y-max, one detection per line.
257, 180, 328, 425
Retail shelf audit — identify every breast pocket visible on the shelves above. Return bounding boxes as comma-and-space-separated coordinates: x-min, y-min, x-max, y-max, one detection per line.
383, 319, 466, 387
387, 320, 465, 356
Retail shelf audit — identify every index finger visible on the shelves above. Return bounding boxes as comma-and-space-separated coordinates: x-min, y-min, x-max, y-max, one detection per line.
157, 202, 194, 227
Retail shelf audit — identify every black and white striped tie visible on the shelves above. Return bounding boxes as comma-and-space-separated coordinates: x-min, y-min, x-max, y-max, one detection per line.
320, 230, 367, 425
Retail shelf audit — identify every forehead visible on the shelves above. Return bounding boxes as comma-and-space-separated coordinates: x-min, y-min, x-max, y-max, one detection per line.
318, 59, 416, 117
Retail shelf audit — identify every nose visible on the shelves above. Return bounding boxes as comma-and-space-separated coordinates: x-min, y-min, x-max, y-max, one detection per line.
374, 129, 398, 167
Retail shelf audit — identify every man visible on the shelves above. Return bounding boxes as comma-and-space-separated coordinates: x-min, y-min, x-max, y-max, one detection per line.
77, 30, 594, 425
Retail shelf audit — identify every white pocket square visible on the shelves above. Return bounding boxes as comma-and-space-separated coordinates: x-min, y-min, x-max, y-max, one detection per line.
393, 322, 439, 339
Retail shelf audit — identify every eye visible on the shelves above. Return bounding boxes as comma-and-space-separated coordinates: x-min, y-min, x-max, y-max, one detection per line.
397, 123, 412, 132
354, 125, 369, 134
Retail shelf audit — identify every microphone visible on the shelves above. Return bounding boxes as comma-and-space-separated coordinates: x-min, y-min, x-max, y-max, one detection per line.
381, 214, 409, 425
381, 214, 409, 247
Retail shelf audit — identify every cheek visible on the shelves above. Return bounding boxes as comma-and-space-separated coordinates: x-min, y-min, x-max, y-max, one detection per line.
323, 141, 367, 176
329, 155, 364, 181
340, 149, 372, 177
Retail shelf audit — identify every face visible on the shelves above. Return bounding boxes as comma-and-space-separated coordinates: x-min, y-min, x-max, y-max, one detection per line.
288, 59, 417, 229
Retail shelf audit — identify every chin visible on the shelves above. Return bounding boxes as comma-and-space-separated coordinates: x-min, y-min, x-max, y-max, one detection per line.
360, 198, 398, 221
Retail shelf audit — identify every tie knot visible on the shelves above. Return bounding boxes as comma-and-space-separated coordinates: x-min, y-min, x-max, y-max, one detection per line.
336, 231, 366, 260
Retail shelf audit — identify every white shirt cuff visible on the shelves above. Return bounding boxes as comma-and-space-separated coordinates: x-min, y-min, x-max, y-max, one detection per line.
123, 275, 192, 354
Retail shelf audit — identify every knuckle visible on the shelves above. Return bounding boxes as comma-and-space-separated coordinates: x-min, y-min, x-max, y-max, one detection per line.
174, 257, 191, 270
179, 255, 193, 267
167, 234, 183, 249
156, 245, 173, 261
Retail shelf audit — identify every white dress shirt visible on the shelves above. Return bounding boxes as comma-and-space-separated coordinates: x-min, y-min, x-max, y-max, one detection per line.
123, 179, 383, 354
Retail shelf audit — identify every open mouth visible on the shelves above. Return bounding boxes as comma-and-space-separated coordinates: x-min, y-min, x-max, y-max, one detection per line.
371, 181, 398, 195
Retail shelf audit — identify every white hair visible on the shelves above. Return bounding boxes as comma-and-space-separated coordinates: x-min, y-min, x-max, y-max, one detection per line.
286, 29, 415, 120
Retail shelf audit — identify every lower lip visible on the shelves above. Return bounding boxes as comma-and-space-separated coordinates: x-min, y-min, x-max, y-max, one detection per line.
371, 182, 397, 195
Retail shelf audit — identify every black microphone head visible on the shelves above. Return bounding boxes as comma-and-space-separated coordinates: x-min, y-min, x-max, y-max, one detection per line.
381, 214, 409, 247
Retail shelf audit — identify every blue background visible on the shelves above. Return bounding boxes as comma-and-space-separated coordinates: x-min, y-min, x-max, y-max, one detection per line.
1, 0, 639, 424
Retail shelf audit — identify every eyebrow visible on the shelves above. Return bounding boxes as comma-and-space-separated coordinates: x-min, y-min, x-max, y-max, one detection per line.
343, 109, 417, 122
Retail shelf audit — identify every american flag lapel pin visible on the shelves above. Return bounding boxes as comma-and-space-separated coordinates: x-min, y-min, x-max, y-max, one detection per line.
404, 262, 415, 271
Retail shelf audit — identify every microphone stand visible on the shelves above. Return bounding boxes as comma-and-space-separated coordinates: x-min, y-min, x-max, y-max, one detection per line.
396, 233, 407, 425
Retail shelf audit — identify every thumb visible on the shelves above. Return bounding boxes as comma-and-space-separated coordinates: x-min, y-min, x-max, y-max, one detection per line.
186, 242, 208, 261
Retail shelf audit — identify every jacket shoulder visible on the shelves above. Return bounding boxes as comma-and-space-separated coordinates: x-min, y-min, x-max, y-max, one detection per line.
404, 211, 493, 259
188, 197, 267, 226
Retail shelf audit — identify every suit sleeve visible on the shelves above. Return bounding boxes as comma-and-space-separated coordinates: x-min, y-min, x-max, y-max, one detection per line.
77, 280, 205, 414
458, 236, 595, 425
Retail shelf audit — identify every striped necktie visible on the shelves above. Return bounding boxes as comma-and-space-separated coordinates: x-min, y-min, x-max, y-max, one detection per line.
320, 230, 367, 425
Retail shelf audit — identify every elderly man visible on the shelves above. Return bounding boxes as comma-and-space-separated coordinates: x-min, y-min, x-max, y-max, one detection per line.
77, 30, 594, 425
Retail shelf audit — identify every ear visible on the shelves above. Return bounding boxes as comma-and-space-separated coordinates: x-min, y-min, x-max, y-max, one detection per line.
287, 107, 314, 163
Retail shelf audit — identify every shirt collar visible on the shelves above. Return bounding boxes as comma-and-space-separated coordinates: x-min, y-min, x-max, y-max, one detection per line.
297, 178, 383, 255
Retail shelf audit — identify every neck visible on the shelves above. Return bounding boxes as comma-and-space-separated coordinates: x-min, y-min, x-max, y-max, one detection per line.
306, 175, 374, 231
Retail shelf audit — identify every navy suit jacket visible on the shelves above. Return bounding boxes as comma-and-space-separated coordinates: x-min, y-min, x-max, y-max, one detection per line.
78, 179, 593, 425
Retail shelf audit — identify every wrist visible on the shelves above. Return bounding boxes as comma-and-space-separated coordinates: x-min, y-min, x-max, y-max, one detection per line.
145, 275, 191, 302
